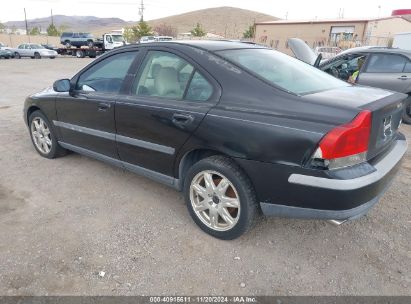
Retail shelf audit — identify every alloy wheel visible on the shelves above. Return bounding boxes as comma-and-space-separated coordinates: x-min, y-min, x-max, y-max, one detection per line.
190, 170, 241, 231
30, 117, 52, 154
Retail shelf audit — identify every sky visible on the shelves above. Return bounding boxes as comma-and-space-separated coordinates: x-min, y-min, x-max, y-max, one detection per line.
0, 0, 408, 23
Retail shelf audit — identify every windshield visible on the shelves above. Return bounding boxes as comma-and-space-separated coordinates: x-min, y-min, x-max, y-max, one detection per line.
112, 35, 124, 42
217, 48, 349, 95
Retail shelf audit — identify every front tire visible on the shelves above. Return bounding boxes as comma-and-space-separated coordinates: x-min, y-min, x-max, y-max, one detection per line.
29, 111, 67, 159
184, 155, 259, 240
402, 96, 411, 125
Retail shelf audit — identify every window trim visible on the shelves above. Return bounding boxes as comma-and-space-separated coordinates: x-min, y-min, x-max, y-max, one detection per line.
129, 48, 219, 104
72, 50, 140, 96
364, 52, 409, 74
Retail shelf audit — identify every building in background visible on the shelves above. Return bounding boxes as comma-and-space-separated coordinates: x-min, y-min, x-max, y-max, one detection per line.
255, 9, 411, 54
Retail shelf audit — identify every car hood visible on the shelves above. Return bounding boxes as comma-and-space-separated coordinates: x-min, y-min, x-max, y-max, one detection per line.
30, 86, 59, 99
288, 38, 322, 67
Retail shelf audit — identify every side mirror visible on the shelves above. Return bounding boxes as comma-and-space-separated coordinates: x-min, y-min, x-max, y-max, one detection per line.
53, 79, 71, 92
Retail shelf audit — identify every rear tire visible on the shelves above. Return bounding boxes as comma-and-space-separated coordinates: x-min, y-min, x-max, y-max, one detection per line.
184, 155, 259, 240
402, 96, 411, 125
76, 50, 85, 58
28, 110, 67, 159
34, 52, 41, 59
14, 52, 20, 59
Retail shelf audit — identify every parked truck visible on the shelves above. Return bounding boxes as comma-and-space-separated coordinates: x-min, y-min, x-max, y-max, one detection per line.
58, 32, 127, 58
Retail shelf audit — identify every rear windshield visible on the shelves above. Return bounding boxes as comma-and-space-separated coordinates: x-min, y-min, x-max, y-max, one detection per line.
217, 48, 348, 95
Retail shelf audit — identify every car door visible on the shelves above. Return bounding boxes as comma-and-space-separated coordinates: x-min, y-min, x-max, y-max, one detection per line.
20, 44, 28, 57
115, 48, 220, 179
358, 53, 411, 93
55, 50, 139, 159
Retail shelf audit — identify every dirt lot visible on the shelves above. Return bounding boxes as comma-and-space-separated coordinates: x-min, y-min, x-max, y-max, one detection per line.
0, 58, 410, 296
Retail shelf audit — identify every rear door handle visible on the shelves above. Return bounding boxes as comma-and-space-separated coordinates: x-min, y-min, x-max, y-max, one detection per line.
172, 113, 194, 127
98, 102, 111, 111
398, 75, 408, 80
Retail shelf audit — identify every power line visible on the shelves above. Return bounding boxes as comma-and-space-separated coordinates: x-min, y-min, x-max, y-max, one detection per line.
139, 0, 145, 21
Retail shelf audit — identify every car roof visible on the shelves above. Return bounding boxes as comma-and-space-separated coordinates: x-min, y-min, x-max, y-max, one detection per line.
340, 46, 411, 57
123, 40, 268, 52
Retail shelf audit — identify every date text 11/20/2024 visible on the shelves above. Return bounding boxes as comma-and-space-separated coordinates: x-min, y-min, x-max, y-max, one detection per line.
149, 297, 257, 303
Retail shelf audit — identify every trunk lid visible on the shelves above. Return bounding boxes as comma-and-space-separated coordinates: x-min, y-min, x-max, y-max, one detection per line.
302, 86, 407, 160
362, 91, 406, 160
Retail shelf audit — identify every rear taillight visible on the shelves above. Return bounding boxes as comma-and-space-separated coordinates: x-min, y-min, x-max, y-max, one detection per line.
311, 110, 372, 170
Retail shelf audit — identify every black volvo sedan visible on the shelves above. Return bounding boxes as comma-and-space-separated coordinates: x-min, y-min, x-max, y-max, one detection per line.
24, 41, 408, 239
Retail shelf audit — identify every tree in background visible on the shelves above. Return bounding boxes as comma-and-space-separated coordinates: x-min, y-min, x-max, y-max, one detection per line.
29, 27, 41, 36
0, 22, 5, 33
243, 24, 255, 39
154, 23, 177, 38
123, 27, 134, 43
46, 23, 60, 36
124, 20, 153, 43
190, 23, 206, 37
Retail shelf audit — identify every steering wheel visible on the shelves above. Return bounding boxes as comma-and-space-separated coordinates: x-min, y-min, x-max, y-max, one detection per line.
330, 66, 340, 78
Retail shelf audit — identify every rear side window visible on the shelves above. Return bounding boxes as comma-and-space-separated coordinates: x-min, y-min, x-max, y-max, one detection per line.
134, 51, 194, 100
76, 51, 137, 93
218, 48, 347, 95
186, 72, 213, 101
365, 54, 407, 73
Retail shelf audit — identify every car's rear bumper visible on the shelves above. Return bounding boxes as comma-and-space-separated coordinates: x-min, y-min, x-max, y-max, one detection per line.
236, 137, 407, 221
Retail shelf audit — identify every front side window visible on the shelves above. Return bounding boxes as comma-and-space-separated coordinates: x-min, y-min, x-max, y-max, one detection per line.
76, 51, 137, 93
404, 60, 411, 73
366, 54, 407, 73
218, 48, 348, 95
321, 54, 365, 81
134, 51, 194, 99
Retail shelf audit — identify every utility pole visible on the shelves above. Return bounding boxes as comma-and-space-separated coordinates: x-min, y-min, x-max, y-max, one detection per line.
24, 8, 30, 42
138, 0, 145, 22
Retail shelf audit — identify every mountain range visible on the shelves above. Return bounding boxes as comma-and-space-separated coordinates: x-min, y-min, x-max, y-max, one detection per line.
4, 7, 278, 38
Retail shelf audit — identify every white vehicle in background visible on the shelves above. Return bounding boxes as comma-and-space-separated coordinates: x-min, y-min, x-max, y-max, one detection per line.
393, 32, 411, 50
314, 46, 341, 60
139, 36, 173, 43
57, 33, 127, 59
13, 43, 58, 59
140, 36, 156, 43
155, 36, 173, 42
101, 33, 127, 50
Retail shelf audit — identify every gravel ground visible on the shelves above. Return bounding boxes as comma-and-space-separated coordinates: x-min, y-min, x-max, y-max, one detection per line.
0, 58, 410, 296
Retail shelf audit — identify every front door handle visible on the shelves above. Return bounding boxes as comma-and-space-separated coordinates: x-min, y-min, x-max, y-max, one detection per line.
398, 75, 408, 80
172, 113, 194, 127
98, 102, 111, 111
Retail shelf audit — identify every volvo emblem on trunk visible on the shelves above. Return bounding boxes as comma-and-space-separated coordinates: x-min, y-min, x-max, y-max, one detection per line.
383, 115, 393, 139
